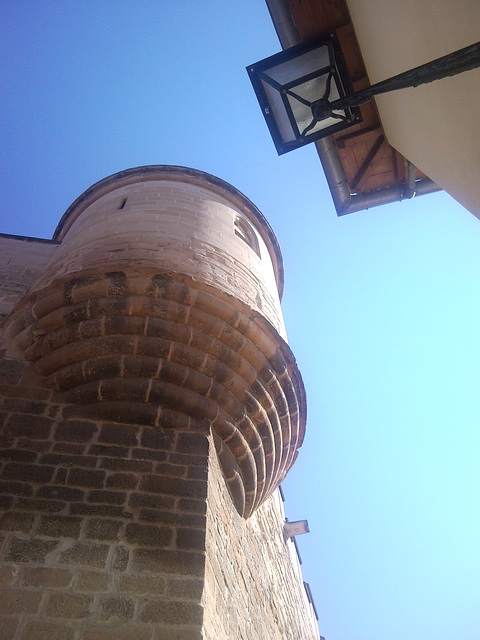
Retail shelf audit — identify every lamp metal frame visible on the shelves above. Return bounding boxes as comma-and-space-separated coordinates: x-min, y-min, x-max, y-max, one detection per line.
247, 32, 362, 155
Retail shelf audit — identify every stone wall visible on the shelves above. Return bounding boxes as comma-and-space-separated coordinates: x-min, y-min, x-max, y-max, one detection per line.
203, 440, 320, 640
0, 166, 318, 639
0, 359, 208, 640
0, 235, 57, 320
0, 354, 319, 639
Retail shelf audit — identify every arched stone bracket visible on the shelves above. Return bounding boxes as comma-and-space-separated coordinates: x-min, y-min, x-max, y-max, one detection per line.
2, 269, 306, 518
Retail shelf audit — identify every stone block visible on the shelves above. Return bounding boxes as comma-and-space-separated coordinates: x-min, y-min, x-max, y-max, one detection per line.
0, 357, 24, 384
167, 577, 204, 601
53, 467, 68, 482
153, 628, 203, 640
52, 442, 85, 454
63, 381, 101, 404
1, 462, 55, 484
156, 407, 190, 431
40, 452, 97, 467
82, 356, 123, 382
85, 518, 123, 542
22, 566, 72, 589
100, 458, 153, 472
0, 482, 33, 496
82, 625, 153, 640
88, 444, 129, 458
0, 511, 35, 534
87, 489, 126, 505
121, 354, 160, 379
91, 400, 159, 427
118, 574, 166, 595
0, 616, 18, 640
3, 414, 53, 439
98, 422, 140, 446
169, 452, 208, 467
16, 497, 65, 513
36, 485, 84, 501
2, 398, 47, 414
140, 599, 203, 625
155, 463, 187, 478
71, 503, 132, 518
37, 515, 82, 538
131, 448, 168, 461
128, 492, 176, 511
19, 620, 75, 640
187, 465, 208, 480
125, 523, 173, 547
176, 527, 206, 551
59, 542, 109, 568
98, 595, 135, 622
1, 589, 42, 614
16, 438, 51, 453
175, 432, 209, 456
45, 592, 93, 618
178, 498, 207, 515
0, 448, 38, 462
112, 545, 130, 572
105, 473, 138, 489
54, 420, 98, 442
138, 510, 205, 529
75, 569, 111, 592
6, 538, 58, 563
139, 475, 206, 500
67, 467, 105, 488
104, 315, 146, 336
0, 495, 13, 509
132, 548, 204, 577
140, 428, 176, 451
0, 564, 19, 587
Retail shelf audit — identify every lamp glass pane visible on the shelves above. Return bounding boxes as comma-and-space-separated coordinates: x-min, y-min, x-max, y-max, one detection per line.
287, 76, 327, 135
263, 45, 331, 86
261, 78, 296, 144
287, 73, 346, 136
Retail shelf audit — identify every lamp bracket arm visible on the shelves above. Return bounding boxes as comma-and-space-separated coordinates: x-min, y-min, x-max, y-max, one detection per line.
326, 40, 480, 117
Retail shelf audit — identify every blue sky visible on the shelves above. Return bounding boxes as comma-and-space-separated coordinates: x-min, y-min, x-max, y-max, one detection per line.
2, 3, 480, 639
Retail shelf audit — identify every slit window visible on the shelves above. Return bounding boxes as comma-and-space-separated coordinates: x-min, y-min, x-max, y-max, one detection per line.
234, 216, 260, 257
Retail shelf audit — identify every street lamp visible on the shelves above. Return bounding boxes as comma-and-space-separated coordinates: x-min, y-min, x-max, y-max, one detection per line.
247, 33, 480, 155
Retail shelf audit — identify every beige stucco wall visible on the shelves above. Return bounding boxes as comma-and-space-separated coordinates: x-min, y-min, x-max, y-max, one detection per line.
346, 0, 480, 218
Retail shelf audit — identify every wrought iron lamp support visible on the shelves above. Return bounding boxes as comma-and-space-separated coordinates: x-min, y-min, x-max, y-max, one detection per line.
310, 41, 480, 126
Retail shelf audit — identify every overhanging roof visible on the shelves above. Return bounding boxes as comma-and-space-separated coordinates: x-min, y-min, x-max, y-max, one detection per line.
265, 0, 440, 215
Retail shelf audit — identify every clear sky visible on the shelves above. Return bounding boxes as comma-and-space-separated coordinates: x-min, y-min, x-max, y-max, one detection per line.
2, 3, 480, 639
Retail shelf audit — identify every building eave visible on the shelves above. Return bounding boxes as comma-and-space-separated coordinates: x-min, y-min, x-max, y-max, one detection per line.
265, 0, 440, 215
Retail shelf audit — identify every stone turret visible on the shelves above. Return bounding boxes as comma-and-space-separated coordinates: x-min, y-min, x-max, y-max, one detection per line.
0, 167, 319, 640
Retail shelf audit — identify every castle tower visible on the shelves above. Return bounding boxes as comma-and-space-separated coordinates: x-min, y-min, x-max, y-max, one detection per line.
0, 167, 319, 639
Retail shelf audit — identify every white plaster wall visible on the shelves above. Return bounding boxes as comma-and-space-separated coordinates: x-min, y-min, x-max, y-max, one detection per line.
346, 0, 480, 218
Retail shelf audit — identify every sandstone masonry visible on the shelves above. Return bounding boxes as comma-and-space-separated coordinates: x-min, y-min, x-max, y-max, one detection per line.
0, 166, 319, 639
